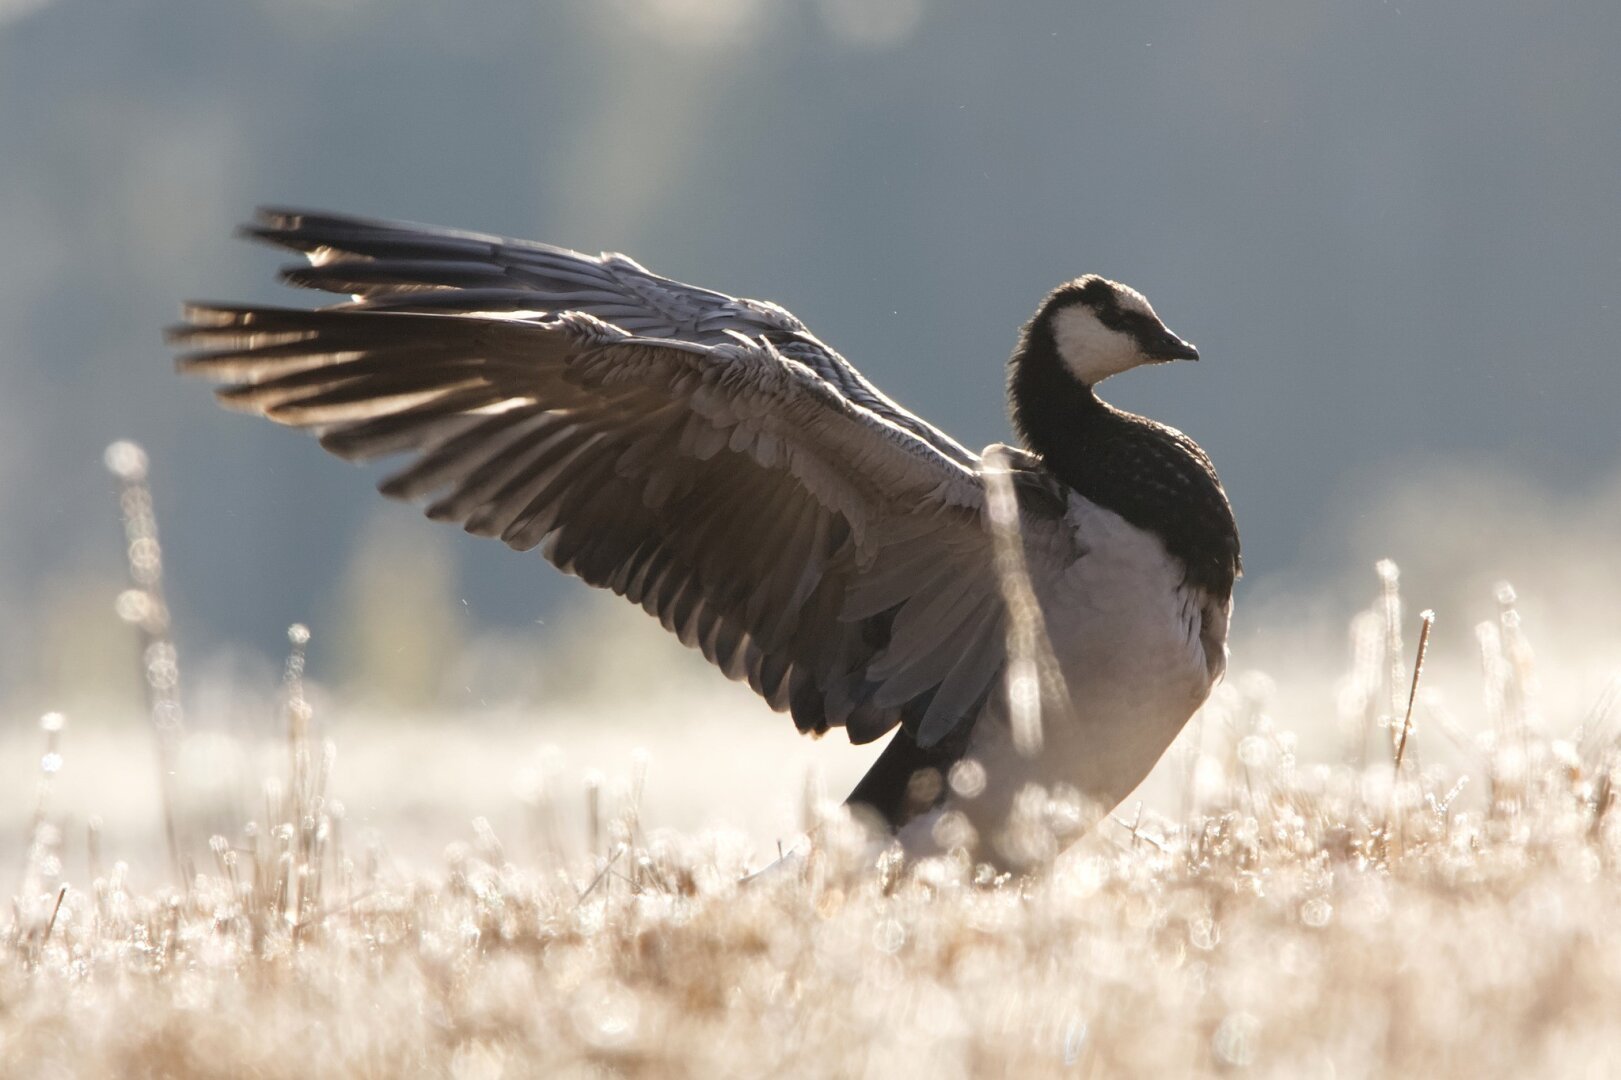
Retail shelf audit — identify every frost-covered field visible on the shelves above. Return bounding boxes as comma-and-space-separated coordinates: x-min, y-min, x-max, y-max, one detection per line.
4, 452, 1620, 1078
8, 587, 1621, 1078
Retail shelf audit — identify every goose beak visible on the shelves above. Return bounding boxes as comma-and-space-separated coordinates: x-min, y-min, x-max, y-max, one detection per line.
1156, 332, 1199, 361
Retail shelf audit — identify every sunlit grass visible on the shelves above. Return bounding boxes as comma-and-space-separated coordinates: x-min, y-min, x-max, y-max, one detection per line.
4, 445, 1620, 1077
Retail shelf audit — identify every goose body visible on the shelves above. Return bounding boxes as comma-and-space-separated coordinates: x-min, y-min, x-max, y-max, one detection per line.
895, 493, 1225, 859
171, 209, 1239, 868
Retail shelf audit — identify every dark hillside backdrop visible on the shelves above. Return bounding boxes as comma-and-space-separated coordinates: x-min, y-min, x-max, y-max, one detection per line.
1, 0, 1616, 706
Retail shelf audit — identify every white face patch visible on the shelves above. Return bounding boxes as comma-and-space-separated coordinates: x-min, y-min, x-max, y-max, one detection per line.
1051, 304, 1150, 385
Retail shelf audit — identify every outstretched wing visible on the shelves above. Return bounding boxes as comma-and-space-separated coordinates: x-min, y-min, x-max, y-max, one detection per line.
171, 211, 1027, 748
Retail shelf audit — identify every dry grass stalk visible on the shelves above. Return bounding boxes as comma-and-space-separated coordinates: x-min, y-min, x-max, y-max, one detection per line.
981, 446, 1070, 758
42, 886, 67, 943
105, 439, 186, 882
1393, 609, 1436, 775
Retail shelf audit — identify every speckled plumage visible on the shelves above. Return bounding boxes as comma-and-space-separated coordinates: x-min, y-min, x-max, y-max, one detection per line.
1010, 292, 1241, 599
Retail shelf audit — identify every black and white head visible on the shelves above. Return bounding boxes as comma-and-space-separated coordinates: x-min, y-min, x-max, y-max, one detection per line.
1034, 275, 1199, 387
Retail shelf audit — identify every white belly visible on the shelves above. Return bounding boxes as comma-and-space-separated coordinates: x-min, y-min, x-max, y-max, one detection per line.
900, 496, 1228, 865
1038, 497, 1219, 792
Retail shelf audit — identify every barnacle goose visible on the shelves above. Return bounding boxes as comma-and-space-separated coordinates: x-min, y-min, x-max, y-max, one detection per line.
170, 209, 1240, 868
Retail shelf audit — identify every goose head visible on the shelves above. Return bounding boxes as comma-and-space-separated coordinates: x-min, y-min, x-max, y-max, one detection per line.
1030, 275, 1198, 387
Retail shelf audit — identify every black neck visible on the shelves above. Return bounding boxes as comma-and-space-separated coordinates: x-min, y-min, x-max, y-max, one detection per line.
1007, 323, 1240, 599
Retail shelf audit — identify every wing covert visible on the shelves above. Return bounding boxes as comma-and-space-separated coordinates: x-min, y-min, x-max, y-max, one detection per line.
246, 207, 979, 467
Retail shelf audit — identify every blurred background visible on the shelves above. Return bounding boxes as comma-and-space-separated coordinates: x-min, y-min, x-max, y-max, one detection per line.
1, 0, 1617, 872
